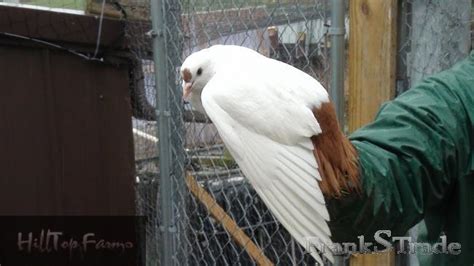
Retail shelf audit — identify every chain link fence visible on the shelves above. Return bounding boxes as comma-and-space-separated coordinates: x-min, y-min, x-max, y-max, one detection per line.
396, 2, 472, 266
128, 1, 335, 265
126, 0, 473, 265
396, 0, 472, 95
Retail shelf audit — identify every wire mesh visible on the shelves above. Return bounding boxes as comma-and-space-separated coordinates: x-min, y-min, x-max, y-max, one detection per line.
396, 0, 473, 95
128, 0, 334, 265
126, 0, 473, 265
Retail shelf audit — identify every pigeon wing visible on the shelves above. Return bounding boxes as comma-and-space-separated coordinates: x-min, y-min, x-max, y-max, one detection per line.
201, 70, 334, 264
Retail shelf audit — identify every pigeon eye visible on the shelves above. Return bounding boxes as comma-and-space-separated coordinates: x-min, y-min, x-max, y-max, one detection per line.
197, 68, 203, 76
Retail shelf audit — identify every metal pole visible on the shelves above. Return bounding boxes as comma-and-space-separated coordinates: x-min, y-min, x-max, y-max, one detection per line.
149, 0, 175, 265
329, 0, 345, 127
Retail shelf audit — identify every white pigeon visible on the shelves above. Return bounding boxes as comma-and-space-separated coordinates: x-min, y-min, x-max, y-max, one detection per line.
180, 45, 360, 264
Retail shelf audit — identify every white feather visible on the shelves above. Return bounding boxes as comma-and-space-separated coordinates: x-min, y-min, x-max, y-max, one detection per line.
188, 45, 334, 263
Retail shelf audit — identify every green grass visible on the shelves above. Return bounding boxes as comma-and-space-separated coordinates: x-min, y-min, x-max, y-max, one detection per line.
25, 0, 85, 10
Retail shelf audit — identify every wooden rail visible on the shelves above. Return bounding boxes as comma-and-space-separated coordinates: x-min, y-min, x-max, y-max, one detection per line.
185, 174, 274, 266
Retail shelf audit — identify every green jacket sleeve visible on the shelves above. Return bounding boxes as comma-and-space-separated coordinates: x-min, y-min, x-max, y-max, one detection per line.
326, 52, 474, 264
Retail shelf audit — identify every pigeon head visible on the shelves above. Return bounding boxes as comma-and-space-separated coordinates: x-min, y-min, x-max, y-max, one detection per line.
180, 48, 216, 105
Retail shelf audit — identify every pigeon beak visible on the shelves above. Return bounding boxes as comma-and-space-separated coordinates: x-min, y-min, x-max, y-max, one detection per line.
182, 81, 193, 101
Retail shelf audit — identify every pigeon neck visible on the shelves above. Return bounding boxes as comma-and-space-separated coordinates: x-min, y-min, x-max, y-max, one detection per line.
311, 102, 361, 198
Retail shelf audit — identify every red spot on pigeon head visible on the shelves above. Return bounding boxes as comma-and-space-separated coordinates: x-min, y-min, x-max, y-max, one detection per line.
182, 68, 192, 83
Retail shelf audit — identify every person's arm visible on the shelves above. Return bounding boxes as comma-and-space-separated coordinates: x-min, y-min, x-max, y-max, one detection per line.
327, 52, 474, 245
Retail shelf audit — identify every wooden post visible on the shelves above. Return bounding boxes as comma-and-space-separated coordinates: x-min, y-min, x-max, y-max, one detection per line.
347, 0, 397, 264
348, 0, 398, 132
350, 249, 395, 266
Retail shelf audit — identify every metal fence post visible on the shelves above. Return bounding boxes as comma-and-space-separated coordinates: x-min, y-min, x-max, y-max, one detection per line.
330, 0, 346, 127
149, 0, 175, 264
164, 0, 187, 264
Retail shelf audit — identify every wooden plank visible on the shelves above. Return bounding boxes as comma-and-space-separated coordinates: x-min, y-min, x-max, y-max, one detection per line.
185, 175, 274, 266
348, 0, 398, 132
0, 5, 126, 48
0, 45, 135, 215
350, 249, 395, 266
